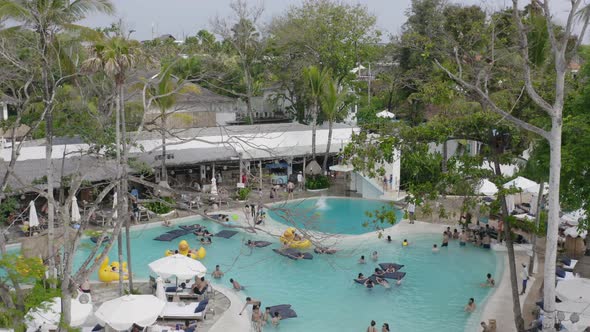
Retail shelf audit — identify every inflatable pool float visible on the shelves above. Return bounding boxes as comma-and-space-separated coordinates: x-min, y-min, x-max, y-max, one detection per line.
164, 240, 206, 260
279, 227, 311, 249
98, 257, 128, 283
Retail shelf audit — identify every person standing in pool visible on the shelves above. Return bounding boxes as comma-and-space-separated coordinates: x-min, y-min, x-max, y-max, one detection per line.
382, 323, 390, 332
481, 273, 495, 287
239, 297, 261, 315
230, 278, 244, 291
271, 311, 281, 327
212, 265, 224, 279
386, 235, 392, 243
262, 307, 271, 325
459, 230, 468, 246
367, 320, 378, 332
453, 228, 459, 239
441, 231, 449, 247
371, 251, 378, 261
464, 298, 476, 312
402, 239, 409, 247
432, 244, 439, 252
251, 305, 262, 332
359, 255, 366, 264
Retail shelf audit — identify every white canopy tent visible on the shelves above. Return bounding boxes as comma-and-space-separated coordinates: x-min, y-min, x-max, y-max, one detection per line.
503, 176, 540, 193
475, 179, 498, 196
564, 226, 588, 239
25, 297, 92, 332
95, 295, 166, 331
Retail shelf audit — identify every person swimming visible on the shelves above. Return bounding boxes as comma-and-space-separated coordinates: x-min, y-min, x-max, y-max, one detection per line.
359, 255, 366, 264
247, 240, 256, 247
374, 268, 384, 276
200, 237, 212, 245
385, 265, 396, 273
356, 273, 366, 281
375, 276, 390, 288
364, 279, 375, 288
432, 244, 439, 252
387, 235, 392, 243
372, 251, 378, 261
402, 239, 409, 246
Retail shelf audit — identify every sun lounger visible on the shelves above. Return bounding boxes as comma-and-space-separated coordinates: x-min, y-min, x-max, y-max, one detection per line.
560, 257, 578, 271
556, 268, 576, 281
378, 263, 404, 271
179, 224, 201, 231
154, 229, 191, 241
380, 271, 406, 280
159, 300, 208, 321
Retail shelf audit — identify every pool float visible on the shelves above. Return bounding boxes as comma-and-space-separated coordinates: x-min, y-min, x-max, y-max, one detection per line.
164, 240, 206, 260
98, 257, 128, 283
279, 227, 311, 249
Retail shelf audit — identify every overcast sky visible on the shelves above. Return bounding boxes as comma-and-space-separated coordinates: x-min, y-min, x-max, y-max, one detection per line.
80, 0, 578, 41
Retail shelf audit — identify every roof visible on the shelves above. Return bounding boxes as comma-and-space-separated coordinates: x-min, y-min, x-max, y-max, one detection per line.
4, 156, 118, 190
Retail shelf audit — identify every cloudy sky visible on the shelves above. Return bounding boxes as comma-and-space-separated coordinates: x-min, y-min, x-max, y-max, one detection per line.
80, 0, 579, 41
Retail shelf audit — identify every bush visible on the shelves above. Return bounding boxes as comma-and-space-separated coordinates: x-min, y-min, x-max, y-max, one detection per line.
145, 197, 175, 215
236, 188, 251, 201
305, 174, 330, 190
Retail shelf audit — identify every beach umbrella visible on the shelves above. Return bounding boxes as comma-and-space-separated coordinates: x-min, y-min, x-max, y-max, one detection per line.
475, 179, 498, 196
564, 226, 588, 239
71, 197, 81, 223
28, 201, 39, 228
210, 177, 218, 196
148, 254, 207, 280
112, 192, 118, 219
155, 277, 166, 302
94, 295, 165, 331
25, 297, 92, 331
376, 110, 395, 119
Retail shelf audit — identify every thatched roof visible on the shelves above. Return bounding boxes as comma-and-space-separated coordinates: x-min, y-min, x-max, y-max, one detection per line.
0, 124, 31, 139
21, 227, 77, 259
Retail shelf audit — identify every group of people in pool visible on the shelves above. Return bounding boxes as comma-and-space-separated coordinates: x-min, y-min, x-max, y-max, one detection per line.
366, 320, 390, 332
239, 298, 281, 332
356, 253, 402, 289
431, 226, 492, 250
384, 235, 410, 247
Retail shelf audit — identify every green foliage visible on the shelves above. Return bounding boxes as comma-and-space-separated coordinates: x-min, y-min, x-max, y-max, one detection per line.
304, 175, 330, 190
144, 197, 175, 215
0, 196, 19, 224
128, 158, 154, 177
363, 203, 398, 230
236, 187, 251, 201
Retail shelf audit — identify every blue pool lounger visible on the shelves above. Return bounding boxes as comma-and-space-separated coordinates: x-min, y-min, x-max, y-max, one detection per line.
246, 241, 272, 248
154, 228, 191, 241
215, 230, 239, 239
378, 263, 405, 271
273, 248, 313, 260
179, 224, 201, 231
268, 304, 298, 320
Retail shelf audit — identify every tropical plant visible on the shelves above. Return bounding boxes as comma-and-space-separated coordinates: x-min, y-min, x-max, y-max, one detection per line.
144, 197, 176, 215
321, 77, 351, 171
305, 174, 330, 190
236, 187, 251, 201
303, 65, 330, 161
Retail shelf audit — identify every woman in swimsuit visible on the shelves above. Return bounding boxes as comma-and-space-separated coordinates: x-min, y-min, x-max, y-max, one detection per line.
367, 320, 378, 332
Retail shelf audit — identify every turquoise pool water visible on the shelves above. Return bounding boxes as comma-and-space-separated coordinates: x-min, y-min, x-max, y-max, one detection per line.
267, 197, 404, 234
67, 216, 499, 332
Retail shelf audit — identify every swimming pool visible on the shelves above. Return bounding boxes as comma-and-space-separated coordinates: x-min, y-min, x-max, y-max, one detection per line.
69, 216, 500, 332
267, 197, 404, 234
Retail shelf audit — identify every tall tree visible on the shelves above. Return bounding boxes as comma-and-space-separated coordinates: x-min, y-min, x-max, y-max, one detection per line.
320, 77, 350, 171
435, 1, 590, 330
303, 65, 330, 162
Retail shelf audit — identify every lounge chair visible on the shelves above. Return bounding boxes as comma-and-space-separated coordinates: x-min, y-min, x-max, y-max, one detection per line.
560, 257, 578, 271
556, 267, 576, 281
159, 300, 208, 321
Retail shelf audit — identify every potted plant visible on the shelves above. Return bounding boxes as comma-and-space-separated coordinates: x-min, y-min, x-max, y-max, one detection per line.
236, 187, 251, 201
305, 174, 330, 191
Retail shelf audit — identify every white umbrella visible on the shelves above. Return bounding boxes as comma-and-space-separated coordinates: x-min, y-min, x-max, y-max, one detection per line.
71, 197, 81, 223
155, 277, 166, 302
210, 177, 218, 196
112, 192, 118, 219
95, 295, 165, 331
556, 278, 590, 303
148, 254, 207, 280
28, 201, 39, 228
376, 110, 395, 119
476, 179, 498, 196
25, 297, 92, 331
561, 209, 586, 226
503, 176, 539, 193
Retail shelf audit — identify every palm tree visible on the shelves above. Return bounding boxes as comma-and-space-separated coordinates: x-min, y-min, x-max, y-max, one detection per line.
303, 65, 330, 162
0, 0, 113, 328
148, 63, 200, 186
321, 78, 350, 171
84, 33, 141, 296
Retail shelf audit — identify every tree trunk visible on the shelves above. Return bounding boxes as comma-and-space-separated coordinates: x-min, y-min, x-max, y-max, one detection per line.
529, 181, 544, 275
323, 120, 333, 172
442, 140, 448, 173
160, 113, 167, 184
245, 67, 254, 124
542, 119, 563, 332
311, 100, 318, 160
114, 82, 125, 296
494, 160, 525, 332
121, 84, 133, 292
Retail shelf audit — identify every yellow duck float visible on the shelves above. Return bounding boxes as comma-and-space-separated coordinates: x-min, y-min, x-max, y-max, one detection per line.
280, 227, 311, 249
98, 257, 128, 283
165, 240, 206, 260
